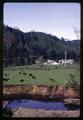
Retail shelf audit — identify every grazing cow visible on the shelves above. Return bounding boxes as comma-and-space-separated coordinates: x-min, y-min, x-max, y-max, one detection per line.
23, 72, 27, 75
20, 79, 24, 82
29, 73, 32, 76
47, 69, 49, 71
19, 71, 21, 74
3, 78, 9, 81
32, 76, 36, 79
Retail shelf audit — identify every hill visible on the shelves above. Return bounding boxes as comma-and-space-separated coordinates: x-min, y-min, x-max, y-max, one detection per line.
70, 40, 80, 45
3, 25, 80, 66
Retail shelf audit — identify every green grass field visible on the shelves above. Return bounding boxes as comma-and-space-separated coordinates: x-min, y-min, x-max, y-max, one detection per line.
3, 64, 80, 86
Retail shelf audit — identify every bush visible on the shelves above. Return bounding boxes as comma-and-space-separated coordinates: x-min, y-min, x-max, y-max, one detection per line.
69, 73, 74, 81
3, 107, 13, 117
64, 74, 80, 92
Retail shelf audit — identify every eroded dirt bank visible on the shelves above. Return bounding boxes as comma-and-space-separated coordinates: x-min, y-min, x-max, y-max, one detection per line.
3, 85, 80, 100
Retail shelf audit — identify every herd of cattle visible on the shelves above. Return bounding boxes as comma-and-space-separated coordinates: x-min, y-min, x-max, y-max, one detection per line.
3, 71, 56, 83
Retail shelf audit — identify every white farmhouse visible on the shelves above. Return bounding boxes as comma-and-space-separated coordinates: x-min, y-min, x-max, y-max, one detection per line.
59, 59, 74, 65
43, 60, 59, 65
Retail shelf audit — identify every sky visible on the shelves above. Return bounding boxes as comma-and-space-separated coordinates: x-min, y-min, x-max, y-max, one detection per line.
4, 3, 80, 40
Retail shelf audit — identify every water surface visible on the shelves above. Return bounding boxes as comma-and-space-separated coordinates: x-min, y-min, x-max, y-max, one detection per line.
6, 99, 80, 110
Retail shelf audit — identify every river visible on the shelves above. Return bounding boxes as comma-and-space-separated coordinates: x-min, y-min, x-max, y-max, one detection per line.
6, 99, 80, 110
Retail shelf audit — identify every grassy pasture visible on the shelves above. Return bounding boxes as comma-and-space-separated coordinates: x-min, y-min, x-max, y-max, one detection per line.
3, 64, 80, 86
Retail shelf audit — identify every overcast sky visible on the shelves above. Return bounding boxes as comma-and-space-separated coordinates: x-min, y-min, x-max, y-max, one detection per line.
4, 3, 80, 40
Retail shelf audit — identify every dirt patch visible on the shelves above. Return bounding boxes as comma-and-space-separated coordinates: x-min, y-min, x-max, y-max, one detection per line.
12, 107, 80, 117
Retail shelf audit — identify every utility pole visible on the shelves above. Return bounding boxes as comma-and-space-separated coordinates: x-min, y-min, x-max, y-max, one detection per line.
65, 51, 67, 61
64, 51, 67, 67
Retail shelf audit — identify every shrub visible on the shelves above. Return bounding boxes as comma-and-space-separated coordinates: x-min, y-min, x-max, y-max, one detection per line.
3, 108, 13, 117
64, 74, 80, 92
49, 77, 55, 82
69, 73, 74, 81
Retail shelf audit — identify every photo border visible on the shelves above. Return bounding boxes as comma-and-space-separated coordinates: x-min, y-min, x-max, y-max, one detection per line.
0, 0, 82, 119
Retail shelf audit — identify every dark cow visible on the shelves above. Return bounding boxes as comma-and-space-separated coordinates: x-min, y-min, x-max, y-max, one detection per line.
19, 71, 22, 74
23, 72, 27, 75
3, 78, 9, 81
20, 79, 24, 82
32, 76, 36, 79
29, 73, 32, 76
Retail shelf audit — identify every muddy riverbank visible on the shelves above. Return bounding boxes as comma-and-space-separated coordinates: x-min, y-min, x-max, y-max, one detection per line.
11, 107, 80, 117
3, 85, 80, 117
3, 84, 80, 101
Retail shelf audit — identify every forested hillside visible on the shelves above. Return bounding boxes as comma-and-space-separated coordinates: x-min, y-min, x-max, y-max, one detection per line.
3, 25, 80, 66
